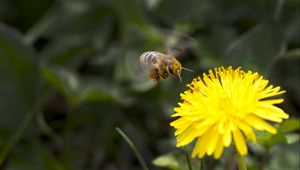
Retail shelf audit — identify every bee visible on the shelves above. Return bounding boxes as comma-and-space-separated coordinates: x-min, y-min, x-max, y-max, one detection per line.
139, 51, 193, 82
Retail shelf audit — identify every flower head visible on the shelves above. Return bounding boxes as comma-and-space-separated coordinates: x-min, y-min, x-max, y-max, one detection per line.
170, 66, 289, 159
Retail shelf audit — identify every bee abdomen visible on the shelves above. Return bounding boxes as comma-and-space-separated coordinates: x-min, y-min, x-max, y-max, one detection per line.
140, 51, 161, 67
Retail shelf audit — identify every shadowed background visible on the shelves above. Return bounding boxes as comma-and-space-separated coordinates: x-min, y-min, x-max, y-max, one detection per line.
0, 0, 299, 169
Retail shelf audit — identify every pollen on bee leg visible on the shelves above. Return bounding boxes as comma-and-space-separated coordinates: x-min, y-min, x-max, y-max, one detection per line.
148, 69, 159, 81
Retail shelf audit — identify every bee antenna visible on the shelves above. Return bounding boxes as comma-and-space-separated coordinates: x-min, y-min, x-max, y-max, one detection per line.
182, 67, 193, 72
178, 73, 182, 82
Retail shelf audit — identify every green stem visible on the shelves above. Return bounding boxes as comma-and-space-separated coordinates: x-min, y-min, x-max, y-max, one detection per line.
200, 158, 205, 170
184, 146, 193, 170
36, 110, 62, 146
0, 109, 35, 165
274, 0, 285, 21
236, 152, 247, 170
115, 127, 149, 170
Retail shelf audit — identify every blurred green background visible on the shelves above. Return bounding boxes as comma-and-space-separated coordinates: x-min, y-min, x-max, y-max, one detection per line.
0, 0, 299, 169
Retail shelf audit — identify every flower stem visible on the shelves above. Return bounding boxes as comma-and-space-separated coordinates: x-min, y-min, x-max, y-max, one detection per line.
236, 152, 247, 170
200, 158, 205, 170
0, 109, 35, 166
184, 146, 193, 170
115, 127, 149, 170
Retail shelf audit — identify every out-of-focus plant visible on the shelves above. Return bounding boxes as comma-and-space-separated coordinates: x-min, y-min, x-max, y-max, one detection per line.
0, 0, 299, 169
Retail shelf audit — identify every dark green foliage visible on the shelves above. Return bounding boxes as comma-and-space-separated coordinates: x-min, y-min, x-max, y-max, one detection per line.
0, 0, 299, 169
0, 24, 37, 131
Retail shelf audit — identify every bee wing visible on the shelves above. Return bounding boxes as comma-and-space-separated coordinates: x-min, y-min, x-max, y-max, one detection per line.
162, 29, 198, 57
122, 51, 157, 91
125, 51, 150, 78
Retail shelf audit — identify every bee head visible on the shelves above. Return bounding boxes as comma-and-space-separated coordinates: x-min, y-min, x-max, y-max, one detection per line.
169, 59, 182, 82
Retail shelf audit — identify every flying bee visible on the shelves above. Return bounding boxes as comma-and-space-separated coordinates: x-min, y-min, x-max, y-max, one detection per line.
139, 51, 193, 82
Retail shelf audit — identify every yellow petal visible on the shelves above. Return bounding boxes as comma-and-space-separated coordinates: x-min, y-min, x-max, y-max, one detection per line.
222, 122, 232, 147
214, 139, 224, 159
170, 118, 185, 127
246, 115, 277, 134
206, 127, 219, 155
198, 131, 211, 158
252, 110, 285, 123
233, 128, 248, 155
260, 99, 284, 105
192, 137, 202, 158
258, 104, 289, 119
236, 119, 257, 142
177, 124, 198, 146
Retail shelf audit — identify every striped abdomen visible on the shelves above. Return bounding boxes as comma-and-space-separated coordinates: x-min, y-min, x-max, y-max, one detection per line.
139, 51, 163, 68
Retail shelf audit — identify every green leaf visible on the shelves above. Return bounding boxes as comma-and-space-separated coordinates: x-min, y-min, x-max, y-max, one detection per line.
256, 118, 300, 148
41, 66, 79, 100
256, 131, 287, 149
153, 153, 181, 170
74, 79, 134, 106
223, 22, 286, 75
0, 23, 37, 132
40, 66, 65, 95
285, 134, 300, 144
153, 151, 199, 170
278, 118, 300, 133
41, 66, 133, 106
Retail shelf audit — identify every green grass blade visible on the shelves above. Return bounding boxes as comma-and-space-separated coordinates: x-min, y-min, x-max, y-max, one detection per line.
115, 127, 149, 170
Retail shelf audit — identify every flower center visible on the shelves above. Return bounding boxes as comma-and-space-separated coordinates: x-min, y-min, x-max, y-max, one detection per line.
218, 95, 239, 117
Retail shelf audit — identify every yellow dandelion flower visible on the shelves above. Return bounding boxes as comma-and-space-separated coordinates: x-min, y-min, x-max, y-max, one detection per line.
170, 66, 289, 159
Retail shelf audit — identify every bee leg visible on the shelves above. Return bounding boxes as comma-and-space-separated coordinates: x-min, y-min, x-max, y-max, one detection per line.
161, 71, 168, 79
148, 69, 160, 81
159, 66, 169, 79
167, 65, 179, 79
